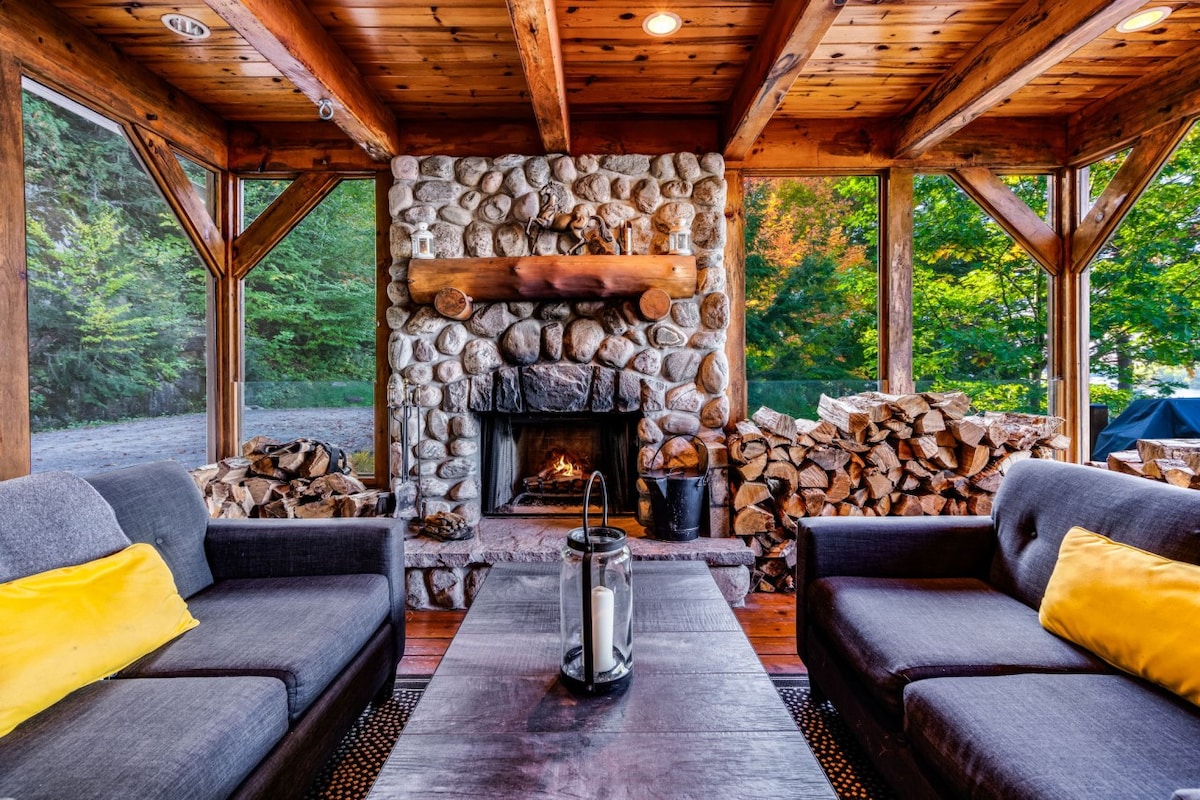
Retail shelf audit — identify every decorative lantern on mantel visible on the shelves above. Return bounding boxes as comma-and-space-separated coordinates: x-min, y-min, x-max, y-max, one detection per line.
559, 472, 633, 695
411, 222, 434, 259
668, 222, 692, 256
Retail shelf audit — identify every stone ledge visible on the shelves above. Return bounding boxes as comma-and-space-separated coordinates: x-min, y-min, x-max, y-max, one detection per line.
404, 516, 754, 569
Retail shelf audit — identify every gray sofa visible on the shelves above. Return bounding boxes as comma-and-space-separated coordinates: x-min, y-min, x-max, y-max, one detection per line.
797, 458, 1200, 800
0, 460, 405, 800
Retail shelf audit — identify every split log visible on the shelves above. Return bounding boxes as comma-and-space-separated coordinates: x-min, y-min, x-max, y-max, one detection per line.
752, 406, 798, 441
734, 481, 772, 510
734, 505, 775, 536
1136, 439, 1200, 471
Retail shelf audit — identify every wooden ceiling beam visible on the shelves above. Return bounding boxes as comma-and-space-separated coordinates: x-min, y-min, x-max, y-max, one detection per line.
233, 172, 343, 277
128, 127, 226, 278
0, 0, 226, 165
1070, 119, 1193, 274
202, 0, 401, 162
951, 167, 1060, 273
721, 0, 846, 161
894, 0, 1146, 159
505, 0, 570, 154
741, 116, 1066, 172
1068, 52, 1200, 166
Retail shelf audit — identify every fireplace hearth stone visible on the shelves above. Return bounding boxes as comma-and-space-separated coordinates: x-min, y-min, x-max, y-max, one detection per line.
403, 516, 752, 609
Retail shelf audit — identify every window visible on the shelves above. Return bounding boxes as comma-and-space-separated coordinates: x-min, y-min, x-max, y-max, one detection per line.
744, 176, 879, 419
241, 179, 378, 477
911, 174, 1050, 413
23, 82, 209, 473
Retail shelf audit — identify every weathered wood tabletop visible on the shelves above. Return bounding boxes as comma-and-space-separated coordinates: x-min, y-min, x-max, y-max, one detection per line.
366, 561, 836, 799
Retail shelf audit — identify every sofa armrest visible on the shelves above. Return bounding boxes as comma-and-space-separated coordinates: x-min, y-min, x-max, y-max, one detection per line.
205, 518, 406, 664
796, 515, 996, 660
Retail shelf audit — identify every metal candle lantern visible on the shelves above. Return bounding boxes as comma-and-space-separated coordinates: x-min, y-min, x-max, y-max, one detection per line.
411, 222, 434, 259
560, 472, 633, 695
668, 223, 692, 256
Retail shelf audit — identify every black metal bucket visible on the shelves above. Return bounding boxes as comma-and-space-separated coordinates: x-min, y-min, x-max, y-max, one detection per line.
641, 436, 709, 541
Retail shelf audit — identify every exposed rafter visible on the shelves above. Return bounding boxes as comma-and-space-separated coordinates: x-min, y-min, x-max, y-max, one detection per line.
0, 0, 227, 163
129, 127, 226, 278
722, 0, 845, 161
1069, 51, 1200, 166
202, 0, 401, 162
233, 172, 344, 277
1071, 120, 1193, 274
505, 0, 570, 154
894, 0, 1145, 159
951, 168, 1060, 273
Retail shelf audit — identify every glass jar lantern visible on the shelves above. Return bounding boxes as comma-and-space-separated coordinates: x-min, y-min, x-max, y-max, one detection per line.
411, 222, 434, 259
560, 472, 633, 695
668, 223, 692, 256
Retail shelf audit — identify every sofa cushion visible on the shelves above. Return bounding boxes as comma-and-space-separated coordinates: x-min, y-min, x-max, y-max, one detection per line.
0, 471, 129, 584
990, 459, 1200, 610
0, 543, 198, 737
119, 574, 390, 720
905, 673, 1200, 800
86, 460, 214, 598
0, 676, 288, 800
1041, 527, 1200, 706
809, 576, 1107, 716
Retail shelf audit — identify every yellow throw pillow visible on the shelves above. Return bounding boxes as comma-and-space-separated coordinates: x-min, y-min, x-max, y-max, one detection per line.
1040, 526, 1200, 706
0, 543, 198, 737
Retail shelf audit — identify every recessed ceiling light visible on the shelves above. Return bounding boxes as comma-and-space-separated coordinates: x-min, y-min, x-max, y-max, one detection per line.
1115, 5, 1173, 33
161, 12, 211, 39
643, 11, 682, 36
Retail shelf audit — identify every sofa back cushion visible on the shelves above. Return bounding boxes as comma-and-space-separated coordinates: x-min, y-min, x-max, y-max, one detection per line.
85, 460, 214, 598
0, 471, 130, 584
990, 458, 1200, 609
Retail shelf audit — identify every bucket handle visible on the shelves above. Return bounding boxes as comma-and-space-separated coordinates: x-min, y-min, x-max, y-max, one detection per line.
581, 471, 609, 544
646, 435, 710, 476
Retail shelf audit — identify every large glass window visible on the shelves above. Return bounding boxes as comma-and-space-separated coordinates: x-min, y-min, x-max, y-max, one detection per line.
912, 174, 1050, 413
241, 179, 377, 476
23, 83, 209, 473
1088, 123, 1200, 418
744, 176, 879, 419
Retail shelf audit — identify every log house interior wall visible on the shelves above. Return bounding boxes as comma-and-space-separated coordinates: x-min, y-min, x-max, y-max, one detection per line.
0, 0, 1198, 479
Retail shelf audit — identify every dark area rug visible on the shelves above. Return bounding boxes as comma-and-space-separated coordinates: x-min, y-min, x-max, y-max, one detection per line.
304, 674, 895, 800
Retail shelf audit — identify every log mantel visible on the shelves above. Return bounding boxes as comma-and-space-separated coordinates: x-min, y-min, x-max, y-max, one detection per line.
406, 255, 698, 303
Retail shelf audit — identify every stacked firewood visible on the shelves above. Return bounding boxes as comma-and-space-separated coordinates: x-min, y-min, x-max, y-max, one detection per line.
191, 436, 384, 519
729, 392, 1070, 591
1104, 439, 1200, 489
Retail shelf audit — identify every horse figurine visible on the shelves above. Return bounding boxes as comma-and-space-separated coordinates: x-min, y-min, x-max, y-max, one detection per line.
525, 190, 620, 255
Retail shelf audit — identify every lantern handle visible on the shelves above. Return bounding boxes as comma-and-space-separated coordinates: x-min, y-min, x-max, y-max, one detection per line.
581, 471, 609, 543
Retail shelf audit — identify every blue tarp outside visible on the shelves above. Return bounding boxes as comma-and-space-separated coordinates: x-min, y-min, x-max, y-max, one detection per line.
1092, 397, 1200, 460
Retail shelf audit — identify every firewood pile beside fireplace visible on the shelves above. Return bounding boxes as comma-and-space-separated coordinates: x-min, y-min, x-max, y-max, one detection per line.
728, 392, 1069, 592
190, 436, 385, 519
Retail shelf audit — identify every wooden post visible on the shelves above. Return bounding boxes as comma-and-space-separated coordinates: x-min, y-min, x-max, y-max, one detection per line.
0, 56, 30, 479
879, 168, 915, 394
723, 168, 748, 424
1049, 166, 1088, 463
373, 172, 391, 489
212, 171, 242, 461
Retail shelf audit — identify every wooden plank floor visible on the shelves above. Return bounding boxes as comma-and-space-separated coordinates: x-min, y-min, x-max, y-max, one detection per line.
398, 590, 803, 676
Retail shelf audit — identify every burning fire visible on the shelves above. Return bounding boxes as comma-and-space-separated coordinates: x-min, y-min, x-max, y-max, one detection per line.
541, 449, 585, 479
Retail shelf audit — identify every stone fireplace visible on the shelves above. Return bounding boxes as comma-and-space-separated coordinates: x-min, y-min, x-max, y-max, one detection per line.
385, 152, 733, 540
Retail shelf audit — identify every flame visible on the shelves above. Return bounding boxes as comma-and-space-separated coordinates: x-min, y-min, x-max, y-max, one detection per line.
547, 452, 581, 478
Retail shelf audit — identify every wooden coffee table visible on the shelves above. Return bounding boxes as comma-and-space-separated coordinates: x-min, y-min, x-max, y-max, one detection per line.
366, 561, 837, 798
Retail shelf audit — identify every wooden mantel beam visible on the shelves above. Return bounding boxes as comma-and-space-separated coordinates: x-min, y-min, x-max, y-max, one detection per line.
202, 0, 401, 162
505, 0, 571, 154
894, 0, 1145, 159
722, 0, 845, 161
1068, 51, 1200, 166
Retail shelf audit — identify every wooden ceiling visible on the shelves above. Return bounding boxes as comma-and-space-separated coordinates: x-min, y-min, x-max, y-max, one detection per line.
32, 0, 1200, 165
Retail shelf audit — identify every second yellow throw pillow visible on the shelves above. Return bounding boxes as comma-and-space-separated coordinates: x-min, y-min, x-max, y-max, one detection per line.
1040, 526, 1200, 706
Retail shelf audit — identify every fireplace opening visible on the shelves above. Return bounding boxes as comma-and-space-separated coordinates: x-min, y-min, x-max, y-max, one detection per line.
480, 413, 639, 516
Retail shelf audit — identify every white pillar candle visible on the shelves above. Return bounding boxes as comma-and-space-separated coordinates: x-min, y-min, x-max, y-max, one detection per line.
591, 585, 616, 673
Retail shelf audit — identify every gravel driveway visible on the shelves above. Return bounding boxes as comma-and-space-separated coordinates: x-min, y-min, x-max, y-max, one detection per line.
31, 408, 375, 474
